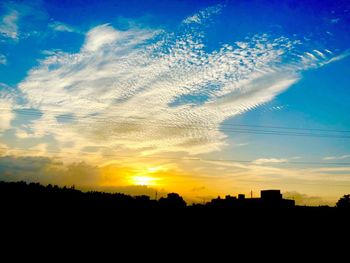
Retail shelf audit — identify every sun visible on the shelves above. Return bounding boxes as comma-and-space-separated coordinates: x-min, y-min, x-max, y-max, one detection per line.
129, 166, 164, 186
132, 176, 156, 186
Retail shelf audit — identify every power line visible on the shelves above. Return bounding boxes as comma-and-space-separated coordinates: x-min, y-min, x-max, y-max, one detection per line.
5, 107, 350, 133
4, 107, 350, 139
1, 147, 350, 166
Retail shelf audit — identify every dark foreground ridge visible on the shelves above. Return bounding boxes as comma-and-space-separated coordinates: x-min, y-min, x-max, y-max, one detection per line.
1, 180, 349, 213
0, 181, 298, 210
2, 181, 350, 226
1, 180, 350, 252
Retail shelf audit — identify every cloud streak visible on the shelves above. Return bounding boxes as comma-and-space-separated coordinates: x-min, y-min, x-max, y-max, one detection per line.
0, 9, 19, 40
182, 4, 222, 25
253, 158, 288, 165
48, 21, 79, 33
0, 54, 6, 64
0, 84, 15, 133
0, 1, 48, 42
323, 155, 350, 161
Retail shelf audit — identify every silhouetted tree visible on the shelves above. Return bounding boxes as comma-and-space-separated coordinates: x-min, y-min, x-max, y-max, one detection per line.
158, 193, 186, 209
336, 194, 350, 208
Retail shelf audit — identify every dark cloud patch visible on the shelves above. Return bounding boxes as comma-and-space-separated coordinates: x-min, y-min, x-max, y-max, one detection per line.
0, 155, 167, 198
0, 155, 100, 188
283, 191, 334, 206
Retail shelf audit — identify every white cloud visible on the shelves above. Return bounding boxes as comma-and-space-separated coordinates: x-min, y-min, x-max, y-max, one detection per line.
253, 158, 288, 165
0, 1, 48, 41
323, 155, 350, 161
321, 50, 350, 66
83, 24, 122, 51
0, 54, 6, 64
183, 4, 222, 24
0, 10, 19, 40
313, 49, 325, 58
0, 104, 13, 132
5, 7, 346, 161
49, 21, 78, 33
0, 84, 15, 133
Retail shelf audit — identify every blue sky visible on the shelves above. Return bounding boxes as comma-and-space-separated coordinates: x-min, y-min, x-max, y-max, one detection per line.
0, 0, 350, 205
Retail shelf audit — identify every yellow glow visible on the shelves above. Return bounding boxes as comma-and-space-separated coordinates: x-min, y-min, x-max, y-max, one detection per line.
132, 176, 157, 186
147, 166, 161, 173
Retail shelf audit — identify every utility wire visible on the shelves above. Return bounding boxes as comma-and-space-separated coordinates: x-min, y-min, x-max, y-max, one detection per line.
4, 107, 350, 132
1, 147, 350, 166
3, 108, 350, 139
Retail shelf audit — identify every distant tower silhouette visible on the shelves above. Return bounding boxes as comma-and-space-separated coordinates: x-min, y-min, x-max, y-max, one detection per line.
250, 190, 253, 198
155, 191, 158, 201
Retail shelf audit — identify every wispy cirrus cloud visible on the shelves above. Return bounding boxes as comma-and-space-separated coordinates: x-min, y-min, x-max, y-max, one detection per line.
1, 5, 346, 161
0, 54, 6, 64
48, 21, 80, 33
253, 158, 288, 165
323, 154, 350, 161
0, 1, 48, 42
0, 9, 19, 40
0, 83, 15, 133
183, 4, 223, 24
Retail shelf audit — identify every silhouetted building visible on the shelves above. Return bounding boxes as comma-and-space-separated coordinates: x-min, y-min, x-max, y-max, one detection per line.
225, 195, 236, 201
207, 189, 295, 208
261, 190, 282, 201
260, 190, 294, 208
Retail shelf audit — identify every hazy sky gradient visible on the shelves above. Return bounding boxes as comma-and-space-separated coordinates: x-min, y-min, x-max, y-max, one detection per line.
1, 0, 350, 205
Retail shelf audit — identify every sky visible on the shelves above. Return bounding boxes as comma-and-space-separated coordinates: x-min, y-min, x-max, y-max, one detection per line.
0, 0, 350, 205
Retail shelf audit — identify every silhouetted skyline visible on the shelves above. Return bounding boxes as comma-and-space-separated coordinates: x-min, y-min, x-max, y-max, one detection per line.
5, 180, 350, 210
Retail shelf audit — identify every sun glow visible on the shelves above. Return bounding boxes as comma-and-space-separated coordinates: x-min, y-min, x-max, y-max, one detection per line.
131, 176, 157, 186
129, 166, 165, 186
147, 166, 161, 173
